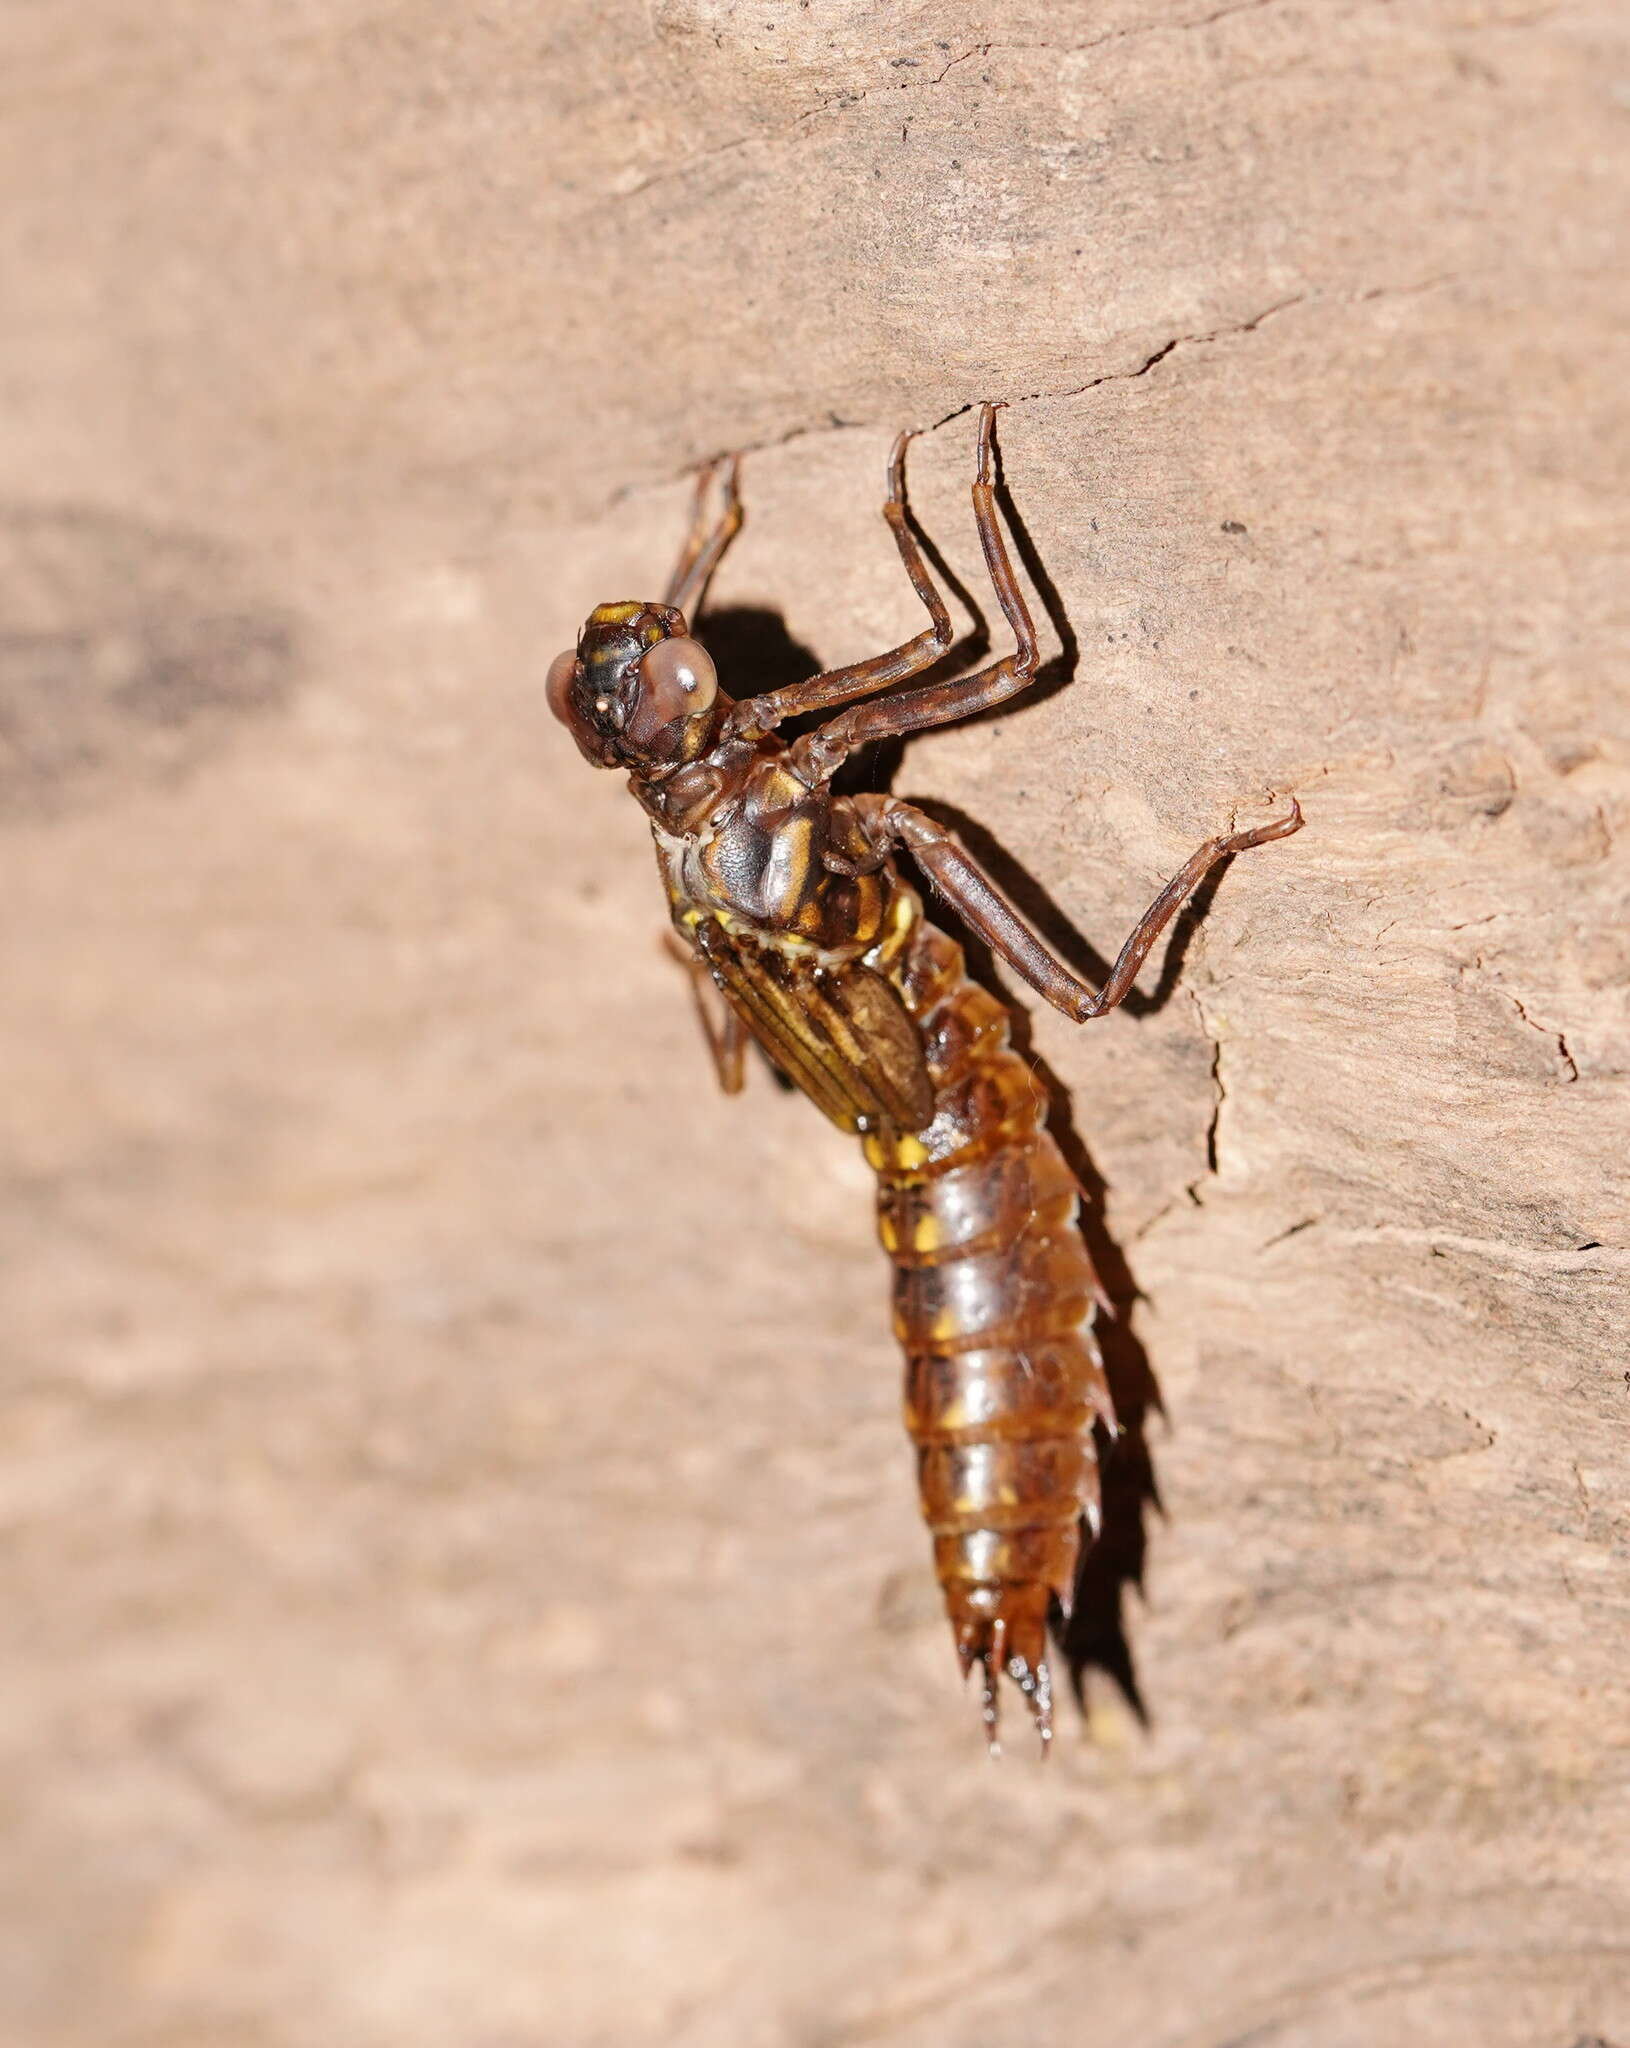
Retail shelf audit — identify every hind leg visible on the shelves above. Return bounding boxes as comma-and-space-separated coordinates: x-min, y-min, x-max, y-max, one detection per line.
855, 794, 1305, 1020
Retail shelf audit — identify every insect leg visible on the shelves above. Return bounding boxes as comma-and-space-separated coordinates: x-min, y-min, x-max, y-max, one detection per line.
859, 795, 1304, 1023
727, 429, 954, 739
788, 404, 1038, 784
665, 456, 743, 626
664, 933, 748, 1092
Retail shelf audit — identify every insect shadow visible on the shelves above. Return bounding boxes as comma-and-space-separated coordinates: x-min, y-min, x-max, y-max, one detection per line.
698, 475, 1238, 1732
689, 604, 824, 702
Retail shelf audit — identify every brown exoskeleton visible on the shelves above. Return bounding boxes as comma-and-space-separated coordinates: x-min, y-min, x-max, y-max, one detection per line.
549, 405, 1301, 1749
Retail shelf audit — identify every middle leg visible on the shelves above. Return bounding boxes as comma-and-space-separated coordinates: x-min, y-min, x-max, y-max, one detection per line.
790, 403, 1041, 787
727, 429, 954, 742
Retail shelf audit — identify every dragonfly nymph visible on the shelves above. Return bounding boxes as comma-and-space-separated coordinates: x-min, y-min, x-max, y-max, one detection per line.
548, 405, 1302, 1749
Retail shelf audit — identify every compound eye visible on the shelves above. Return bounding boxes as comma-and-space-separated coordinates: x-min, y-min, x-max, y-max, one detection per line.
639, 635, 717, 723
545, 649, 579, 723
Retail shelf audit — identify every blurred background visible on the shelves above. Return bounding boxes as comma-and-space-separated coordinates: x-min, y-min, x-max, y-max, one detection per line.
3, 4, 1628, 2044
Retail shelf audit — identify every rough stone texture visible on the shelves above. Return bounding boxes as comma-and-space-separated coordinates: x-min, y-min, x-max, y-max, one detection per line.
3, 4, 1628, 2045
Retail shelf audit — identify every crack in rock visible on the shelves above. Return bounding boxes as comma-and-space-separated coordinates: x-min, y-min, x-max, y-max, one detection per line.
605, 275, 1466, 515
1185, 987, 1226, 1207
1501, 989, 1581, 1081
1326, 1229, 1629, 1273
1259, 1214, 1322, 1252
928, 292, 1311, 433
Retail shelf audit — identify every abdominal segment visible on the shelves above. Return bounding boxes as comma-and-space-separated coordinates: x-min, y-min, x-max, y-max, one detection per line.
866, 907, 1115, 1750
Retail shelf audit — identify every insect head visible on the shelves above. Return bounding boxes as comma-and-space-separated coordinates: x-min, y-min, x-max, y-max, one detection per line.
547, 600, 719, 771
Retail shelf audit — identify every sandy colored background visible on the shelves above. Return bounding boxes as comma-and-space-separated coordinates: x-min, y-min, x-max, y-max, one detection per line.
3, 3, 1628, 2044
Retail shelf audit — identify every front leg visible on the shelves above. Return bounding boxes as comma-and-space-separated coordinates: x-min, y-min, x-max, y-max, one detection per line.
665, 457, 743, 626
856, 794, 1304, 1022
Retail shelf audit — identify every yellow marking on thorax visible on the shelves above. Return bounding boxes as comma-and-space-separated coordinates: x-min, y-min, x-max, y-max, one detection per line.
763, 813, 815, 922
756, 763, 812, 811
867, 882, 923, 978
715, 910, 817, 955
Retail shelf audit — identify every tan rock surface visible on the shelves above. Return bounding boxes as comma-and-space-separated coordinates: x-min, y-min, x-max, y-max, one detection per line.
3, 4, 1628, 2044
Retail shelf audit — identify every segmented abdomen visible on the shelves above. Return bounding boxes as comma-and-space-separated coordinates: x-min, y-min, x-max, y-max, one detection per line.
866, 903, 1114, 1749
